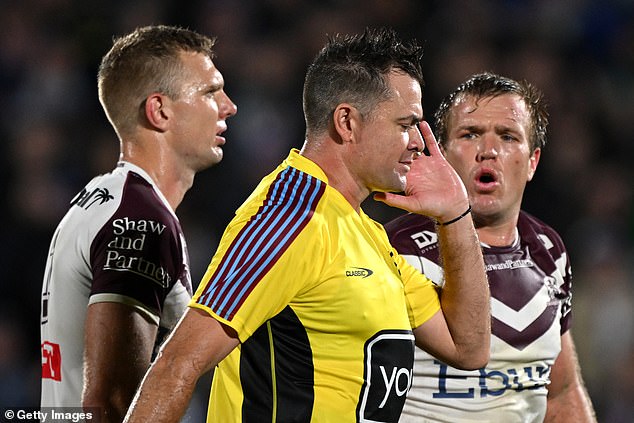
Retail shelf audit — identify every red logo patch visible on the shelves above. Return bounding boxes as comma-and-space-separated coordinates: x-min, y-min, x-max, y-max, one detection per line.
41, 341, 61, 381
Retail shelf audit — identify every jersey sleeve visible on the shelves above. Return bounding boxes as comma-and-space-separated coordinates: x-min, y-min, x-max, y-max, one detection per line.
521, 211, 574, 335
396, 250, 441, 329
89, 173, 189, 325
553, 233, 573, 334
191, 167, 326, 343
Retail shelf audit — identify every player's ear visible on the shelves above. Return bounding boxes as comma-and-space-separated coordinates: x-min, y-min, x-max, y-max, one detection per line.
143, 93, 171, 132
527, 147, 541, 181
332, 103, 361, 144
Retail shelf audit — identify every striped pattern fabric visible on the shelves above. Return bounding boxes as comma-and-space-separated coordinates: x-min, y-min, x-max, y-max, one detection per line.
196, 166, 325, 320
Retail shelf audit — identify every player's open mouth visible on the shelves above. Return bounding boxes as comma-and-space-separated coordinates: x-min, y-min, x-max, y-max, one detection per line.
479, 172, 495, 183
474, 168, 499, 191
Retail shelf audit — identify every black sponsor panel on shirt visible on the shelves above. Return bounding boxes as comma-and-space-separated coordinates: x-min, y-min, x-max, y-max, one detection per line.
357, 330, 415, 423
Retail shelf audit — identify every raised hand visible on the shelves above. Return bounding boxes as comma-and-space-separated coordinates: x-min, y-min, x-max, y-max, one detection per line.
374, 121, 469, 222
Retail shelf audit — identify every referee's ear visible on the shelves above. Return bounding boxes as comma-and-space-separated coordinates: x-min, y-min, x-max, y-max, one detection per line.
332, 103, 361, 145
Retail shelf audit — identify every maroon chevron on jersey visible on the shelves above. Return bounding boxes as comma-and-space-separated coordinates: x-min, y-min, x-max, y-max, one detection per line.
385, 210, 572, 422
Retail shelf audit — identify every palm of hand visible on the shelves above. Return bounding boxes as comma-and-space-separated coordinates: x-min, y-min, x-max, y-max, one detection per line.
403, 151, 467, 219
374, 121, 468, 219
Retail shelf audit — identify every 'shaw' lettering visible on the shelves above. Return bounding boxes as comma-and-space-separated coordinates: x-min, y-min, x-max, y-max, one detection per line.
112, 217, 166, 235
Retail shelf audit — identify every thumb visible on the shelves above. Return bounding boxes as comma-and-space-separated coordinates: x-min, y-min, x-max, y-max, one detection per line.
373, 192, 414, 212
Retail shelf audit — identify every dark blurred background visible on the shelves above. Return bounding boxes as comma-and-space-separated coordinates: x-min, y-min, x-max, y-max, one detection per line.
0, 0, 632, 421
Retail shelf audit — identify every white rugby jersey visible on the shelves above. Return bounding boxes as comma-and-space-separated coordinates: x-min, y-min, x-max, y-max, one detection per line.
385, 211, 572, 423
40, 162, 192, 407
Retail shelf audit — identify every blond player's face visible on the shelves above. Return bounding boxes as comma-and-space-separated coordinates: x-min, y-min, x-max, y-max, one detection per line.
169, 52, 238, 171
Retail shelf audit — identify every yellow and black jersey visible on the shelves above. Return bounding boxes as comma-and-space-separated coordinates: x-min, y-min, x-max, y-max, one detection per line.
191, 149, 440, 422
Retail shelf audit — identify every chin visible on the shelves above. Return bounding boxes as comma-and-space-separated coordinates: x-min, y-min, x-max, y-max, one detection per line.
392, 176, 407, 193
196, 153, 222, 172
472, 203, 506, 222
210, 148, 223, 163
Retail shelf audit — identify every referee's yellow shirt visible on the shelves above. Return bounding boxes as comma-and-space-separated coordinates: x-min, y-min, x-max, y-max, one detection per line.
191, 149, 440, 422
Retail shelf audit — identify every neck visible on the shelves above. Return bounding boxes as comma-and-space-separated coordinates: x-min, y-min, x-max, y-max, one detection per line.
120, 148, 193, 212
474, 217, 519, 247
300, 139, 367, 212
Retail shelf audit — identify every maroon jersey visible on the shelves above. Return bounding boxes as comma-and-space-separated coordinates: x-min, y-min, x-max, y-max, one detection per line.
385, 210, 572, 422
41, 162, 192, 407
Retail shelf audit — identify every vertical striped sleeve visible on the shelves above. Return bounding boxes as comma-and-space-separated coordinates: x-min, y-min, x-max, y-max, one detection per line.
196, 167, 325, 320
